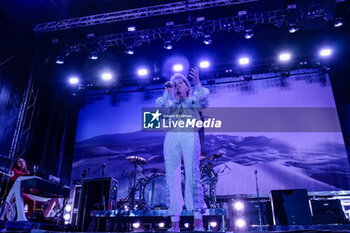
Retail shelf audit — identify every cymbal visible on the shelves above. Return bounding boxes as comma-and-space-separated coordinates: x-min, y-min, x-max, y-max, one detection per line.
200, 152, 207, 161
207, 153, 224, 161
126, 156, 148, 165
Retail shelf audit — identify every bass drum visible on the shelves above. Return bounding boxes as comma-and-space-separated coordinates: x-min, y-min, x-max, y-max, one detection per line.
143, 175, 169, 209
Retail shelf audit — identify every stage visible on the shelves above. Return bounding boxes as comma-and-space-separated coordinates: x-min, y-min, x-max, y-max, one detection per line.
1, 0, 350, 232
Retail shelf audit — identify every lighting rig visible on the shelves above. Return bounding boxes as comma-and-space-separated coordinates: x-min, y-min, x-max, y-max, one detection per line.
32, 1, 348, 61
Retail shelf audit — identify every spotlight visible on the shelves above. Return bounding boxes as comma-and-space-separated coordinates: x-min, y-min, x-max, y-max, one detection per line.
173, 64, 183, 72
239, 57, 250, 65
132, 222, 141, 228
209, 221, 217, 228
203, 34, 212, 45
138, 68, 148, 76
244, 29, 254, 39
86, 33, 95, 38
199, 61, 210, 68
125, 46, 134, 55
279, 53, 291, 62
234, 201, 244, 211
184, 223, 190, 228
65, 205, 72, 212
63, 213, 70, 221
158, 222, 165, 228
235, 218, 246, 228
55, 57, 65, 64
288, 23, 299, 33
69, 77, 79, 85
234, 24, 244, 33
123, 204, 129, 211
274, 18, 284, 28
55, 49, 69, 64
334, 18, 343, 27
128, 26, 136, 32
88, 50, 98, 60
164, 40, 173, 50
319, 48, 332, 57
166, 21, 174, 26
102, 73, 112, 81
196, 17, 205, 22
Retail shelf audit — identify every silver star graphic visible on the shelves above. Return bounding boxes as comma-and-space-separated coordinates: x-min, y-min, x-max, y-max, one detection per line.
150, 109, 162, 122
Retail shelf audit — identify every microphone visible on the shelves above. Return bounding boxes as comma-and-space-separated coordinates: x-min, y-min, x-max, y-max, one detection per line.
165, 81, 176, 88
254, 170, 257, 175
81, 169, 87, 178
101, 163, 106, 178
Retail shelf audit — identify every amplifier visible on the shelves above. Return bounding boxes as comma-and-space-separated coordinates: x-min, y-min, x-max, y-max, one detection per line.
77, 178, 118, 231
270, 189, 313, 225
244, 201, 274, 226
311, 199, 348, 224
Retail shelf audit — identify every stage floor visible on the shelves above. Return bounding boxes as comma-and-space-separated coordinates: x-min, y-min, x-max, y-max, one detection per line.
3, 220, 350, 232
3, 227, 350, 233
18, 230, 350, 233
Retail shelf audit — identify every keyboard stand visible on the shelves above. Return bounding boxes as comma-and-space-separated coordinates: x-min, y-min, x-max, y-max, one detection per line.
0, 176, 36, 221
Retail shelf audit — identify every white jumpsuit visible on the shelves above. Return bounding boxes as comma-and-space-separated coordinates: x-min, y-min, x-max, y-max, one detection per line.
156, 84, 209, 221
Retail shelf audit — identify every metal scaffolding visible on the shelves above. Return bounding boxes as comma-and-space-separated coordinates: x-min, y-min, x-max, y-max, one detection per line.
66, 4, 326, 53
8, 75, 38, 161
8, 48, 40, 162
33, 0, 257, 33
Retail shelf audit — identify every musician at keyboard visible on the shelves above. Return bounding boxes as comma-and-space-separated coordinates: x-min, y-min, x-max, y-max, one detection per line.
9, 158, 30, 183
5, 158, 36, 219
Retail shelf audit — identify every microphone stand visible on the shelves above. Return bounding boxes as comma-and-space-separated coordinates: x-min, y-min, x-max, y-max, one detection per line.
81, 167, 90, 231
101, 164, 106, 211
255, 170, 264, 231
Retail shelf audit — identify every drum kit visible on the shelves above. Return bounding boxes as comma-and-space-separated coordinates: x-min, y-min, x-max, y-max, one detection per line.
123, 153, 224, 210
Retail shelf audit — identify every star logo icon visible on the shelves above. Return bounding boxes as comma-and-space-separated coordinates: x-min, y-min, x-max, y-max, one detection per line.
143, 108, 162, 129
150, 109, 162, 122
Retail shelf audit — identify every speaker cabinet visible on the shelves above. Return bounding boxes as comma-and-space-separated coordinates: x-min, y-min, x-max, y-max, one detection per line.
77, 178, 118, 231
311, 199, 348, 224
270, 189, 312, 225
244, 201, 274, 226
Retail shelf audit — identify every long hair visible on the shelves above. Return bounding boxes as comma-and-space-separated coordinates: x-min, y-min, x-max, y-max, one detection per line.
12, 158, 27, 171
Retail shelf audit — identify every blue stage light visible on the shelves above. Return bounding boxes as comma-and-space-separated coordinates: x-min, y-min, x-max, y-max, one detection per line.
173, 64, 183, 72
319, 48, 332, 57
138, 68, 148, 76
235, 218, 246, 228
199, 61, 210, 68
279, 53, 291, 62
102, 73, 112, 81
234, 201, 244, 211
69, 77, 79, 85
239, 57, 250, 65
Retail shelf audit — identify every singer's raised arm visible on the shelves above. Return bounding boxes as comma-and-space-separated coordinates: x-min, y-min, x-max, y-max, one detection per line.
156, 89, 172, 108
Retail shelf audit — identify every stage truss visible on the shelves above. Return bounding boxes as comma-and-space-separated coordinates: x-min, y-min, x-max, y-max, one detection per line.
64, 4, 328, 54
33, 0, 257, 33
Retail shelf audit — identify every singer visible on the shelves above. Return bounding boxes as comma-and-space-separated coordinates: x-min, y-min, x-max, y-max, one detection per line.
156, 67, 209, 232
